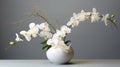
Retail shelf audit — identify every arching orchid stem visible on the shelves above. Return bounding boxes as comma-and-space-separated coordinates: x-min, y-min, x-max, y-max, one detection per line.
36, 12, 56, 33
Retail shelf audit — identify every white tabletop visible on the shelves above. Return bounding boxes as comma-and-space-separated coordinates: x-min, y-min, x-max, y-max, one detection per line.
0, 59, 120, 67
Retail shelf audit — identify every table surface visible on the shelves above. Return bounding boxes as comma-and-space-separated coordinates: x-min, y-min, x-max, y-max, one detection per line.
0, 59, 120, 67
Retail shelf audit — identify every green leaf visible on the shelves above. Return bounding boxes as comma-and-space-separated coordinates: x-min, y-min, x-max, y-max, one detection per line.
40, 40, 47, 46
42, 45, 51, 51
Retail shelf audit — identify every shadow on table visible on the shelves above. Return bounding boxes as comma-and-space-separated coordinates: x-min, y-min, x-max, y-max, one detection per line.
62, 60, 90, 65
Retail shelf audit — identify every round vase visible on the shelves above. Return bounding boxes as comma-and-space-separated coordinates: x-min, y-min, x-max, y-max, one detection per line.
46, 46, 74, 64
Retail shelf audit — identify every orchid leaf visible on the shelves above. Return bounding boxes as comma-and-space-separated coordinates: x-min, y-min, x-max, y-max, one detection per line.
40, 40, 47, 46
42, 45, 51, 51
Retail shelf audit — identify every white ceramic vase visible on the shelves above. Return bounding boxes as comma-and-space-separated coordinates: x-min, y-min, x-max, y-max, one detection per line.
46, 46, 74, 64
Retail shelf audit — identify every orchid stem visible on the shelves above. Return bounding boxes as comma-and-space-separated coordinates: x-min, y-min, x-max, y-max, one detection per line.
35, 12, 56, 33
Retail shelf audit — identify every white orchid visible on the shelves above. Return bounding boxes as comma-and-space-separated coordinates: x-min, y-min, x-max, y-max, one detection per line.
20, 30, 31, 41
47, 39, 54, 46
53, 30, 65, 40
15, 33, 23, 42
39, 31, 52, 39
84, 12, 91, 19
73, 13, 81, 22
78, 10, 91, 22
70, 12, 83, 27
67, 20, 76, 28
39, 22, 50, 31
28, 29, 38, 38
67, 17, 79, 28
47, 38, 58, 47
91, 8, 100, 22
29, 22, 36, 30
67, 11, 91, 28
61, 25, 71, 34
28, 23, 39, 38
55, 40, 69, 51
47, 38, 68, 49
102, 14, 109, 26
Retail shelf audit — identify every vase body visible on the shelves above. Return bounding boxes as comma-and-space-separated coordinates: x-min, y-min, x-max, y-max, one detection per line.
46, 46, 74, 64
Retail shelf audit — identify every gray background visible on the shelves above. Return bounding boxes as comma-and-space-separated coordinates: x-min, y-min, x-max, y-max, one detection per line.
0, 0, 120, 59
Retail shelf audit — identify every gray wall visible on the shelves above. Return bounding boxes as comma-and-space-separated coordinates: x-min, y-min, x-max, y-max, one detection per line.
0, 0, 120, 59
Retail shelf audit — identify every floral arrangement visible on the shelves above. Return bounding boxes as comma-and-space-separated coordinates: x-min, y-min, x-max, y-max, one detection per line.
9, 8, 117, 51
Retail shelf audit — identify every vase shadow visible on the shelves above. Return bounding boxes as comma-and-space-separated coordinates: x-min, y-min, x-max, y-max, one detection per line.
62, 60, 89, 65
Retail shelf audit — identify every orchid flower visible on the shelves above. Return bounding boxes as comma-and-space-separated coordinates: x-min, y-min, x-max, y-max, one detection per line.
47, 38, 58, 47
67, 20, 76, 28
102, 14, 109, 26
20, 30, 31, 41
91, 8, 100, 22
39, 31, 52, 39
39, 22, 50, 31
61, 25, 71, 34
15, 33, 23, 42
28, 23, 39, 38
53, 30, 65, 40
78, 10, 91, 22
